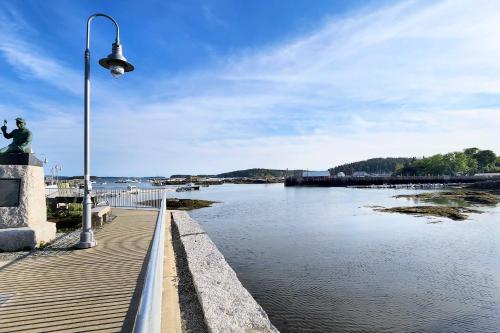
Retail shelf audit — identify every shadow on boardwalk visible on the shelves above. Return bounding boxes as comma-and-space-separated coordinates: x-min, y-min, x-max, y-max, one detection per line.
0, 209, 157, 333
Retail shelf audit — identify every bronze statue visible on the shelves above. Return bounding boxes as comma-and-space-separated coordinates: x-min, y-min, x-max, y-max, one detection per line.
0, 118, 32, 154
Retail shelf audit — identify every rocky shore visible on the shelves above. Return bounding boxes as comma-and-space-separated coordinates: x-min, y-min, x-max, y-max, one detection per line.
371, 184, 500, 221
394, 190, 499, 205
372, 205, 482, 221
140, 198, 217, 210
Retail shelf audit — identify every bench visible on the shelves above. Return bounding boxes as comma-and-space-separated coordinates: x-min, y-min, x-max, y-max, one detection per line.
91, 206, 111, 228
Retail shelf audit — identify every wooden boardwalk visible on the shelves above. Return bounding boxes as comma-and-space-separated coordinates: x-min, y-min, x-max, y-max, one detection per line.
0, 209, 157, 333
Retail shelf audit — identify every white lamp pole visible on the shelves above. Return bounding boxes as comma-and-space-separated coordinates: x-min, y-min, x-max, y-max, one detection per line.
77, 13, 135, 249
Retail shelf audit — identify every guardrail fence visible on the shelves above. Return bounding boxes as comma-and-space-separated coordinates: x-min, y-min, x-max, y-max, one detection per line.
93, 188, 168, 209
133, 193, 167, 333
46, 187, 170, 209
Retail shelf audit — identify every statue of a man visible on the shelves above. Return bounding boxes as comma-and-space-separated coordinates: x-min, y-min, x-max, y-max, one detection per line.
0, 118, 32, 154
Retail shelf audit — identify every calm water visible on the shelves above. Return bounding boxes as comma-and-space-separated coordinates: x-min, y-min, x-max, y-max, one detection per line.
165, 184, 499, 331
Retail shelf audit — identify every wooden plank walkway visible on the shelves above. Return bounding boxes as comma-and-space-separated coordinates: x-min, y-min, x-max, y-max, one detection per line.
0, 209, 157, 333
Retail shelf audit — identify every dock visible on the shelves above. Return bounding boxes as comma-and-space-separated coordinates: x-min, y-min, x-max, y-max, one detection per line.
284, 175, 500, 187
0, 189, 278, 333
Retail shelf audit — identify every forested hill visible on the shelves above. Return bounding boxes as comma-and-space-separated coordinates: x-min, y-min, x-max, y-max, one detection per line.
329, 148, 499, 177
217, 168, 291, 178
329, 158, 413, 176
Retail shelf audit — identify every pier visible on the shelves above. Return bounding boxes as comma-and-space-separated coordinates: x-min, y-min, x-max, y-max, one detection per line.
0, 188, 277, 333
0, 208, 178, 333
285, 175, 500, 187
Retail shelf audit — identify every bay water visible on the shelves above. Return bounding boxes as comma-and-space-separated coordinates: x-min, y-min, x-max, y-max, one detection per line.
97, 182, 500, 332
179, 184, 499, 332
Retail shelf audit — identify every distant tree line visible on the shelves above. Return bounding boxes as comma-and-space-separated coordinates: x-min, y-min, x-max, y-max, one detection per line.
395, 148, 498, 176
329, 148, 498, 177
329, 158, 413, 176
217, 168, 291, 178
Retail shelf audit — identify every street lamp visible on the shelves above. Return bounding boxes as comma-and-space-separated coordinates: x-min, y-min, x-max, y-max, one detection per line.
77, 13, 134, 249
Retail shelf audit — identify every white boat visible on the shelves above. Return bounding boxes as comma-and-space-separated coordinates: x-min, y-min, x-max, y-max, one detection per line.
176, 183, 200, 192
127, 185, 139, 194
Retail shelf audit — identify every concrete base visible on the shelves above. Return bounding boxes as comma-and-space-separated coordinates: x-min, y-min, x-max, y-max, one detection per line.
0, 221, 57, 251
76, 230, 97, 249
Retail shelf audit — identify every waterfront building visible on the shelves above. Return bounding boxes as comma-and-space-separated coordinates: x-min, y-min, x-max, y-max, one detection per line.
302, 171, 330, 178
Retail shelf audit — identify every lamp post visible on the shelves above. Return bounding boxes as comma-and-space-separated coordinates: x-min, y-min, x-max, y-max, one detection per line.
77, 13, 134, 249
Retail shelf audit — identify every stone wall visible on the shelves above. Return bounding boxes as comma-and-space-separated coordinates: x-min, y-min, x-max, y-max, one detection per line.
0, 164, 47, 228
172, 211, 279, 333
0, 163, 55, 251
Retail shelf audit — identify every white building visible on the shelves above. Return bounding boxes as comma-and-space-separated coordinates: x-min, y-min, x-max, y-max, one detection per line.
302, 171, 330, 178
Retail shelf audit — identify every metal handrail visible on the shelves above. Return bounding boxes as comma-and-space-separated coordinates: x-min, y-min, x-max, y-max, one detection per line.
133, 192, 167, 333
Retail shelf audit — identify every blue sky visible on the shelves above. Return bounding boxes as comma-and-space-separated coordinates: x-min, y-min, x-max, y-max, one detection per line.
0, 0, 499, 176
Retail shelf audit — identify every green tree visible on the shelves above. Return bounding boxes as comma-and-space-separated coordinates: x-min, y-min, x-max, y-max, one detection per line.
467, 157, 479, 175
464, 147, 480, 157
473, 150, 496, 171
448, 152, 469, 175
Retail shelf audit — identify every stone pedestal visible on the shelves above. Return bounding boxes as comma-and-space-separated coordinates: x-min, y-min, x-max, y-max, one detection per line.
0, 154, 56, 251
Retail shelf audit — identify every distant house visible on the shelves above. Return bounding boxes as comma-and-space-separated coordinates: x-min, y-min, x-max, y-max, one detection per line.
336, 172, 346, 177
302, 171, 330, 178
352, 171, 369, 177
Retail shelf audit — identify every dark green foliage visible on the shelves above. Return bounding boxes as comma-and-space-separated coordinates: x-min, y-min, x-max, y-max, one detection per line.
329, 158, 413, 176
329, 148, 498, 177
396, 148, 498, 176
464, 147, 480, 157
474, 150, 496, 170
217, 168, 293, 178
47, 203, 83, 231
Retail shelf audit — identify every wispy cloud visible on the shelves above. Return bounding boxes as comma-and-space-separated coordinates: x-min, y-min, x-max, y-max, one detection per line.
0, 3, 80, 95
1, 0, 500, 175
147, 0, 500, 172
202, 4, 226, 27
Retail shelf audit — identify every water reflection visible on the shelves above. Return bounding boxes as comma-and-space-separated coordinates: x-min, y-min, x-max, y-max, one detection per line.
179, 184, 500, 332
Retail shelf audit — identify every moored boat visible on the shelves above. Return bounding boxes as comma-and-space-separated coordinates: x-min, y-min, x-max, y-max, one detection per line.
176, 183, 201, 192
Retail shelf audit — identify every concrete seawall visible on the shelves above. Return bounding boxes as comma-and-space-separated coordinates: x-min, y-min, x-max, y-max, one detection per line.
172, 211, 278, 333
285, 175, 500, 187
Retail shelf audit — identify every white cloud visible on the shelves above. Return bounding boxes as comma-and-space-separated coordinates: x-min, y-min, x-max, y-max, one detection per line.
0, 4, 81, 95
0, 40, 81, 95
2, 0, 500, 175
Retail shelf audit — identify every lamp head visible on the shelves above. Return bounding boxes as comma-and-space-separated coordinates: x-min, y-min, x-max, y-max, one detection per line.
98, 42, 134, 78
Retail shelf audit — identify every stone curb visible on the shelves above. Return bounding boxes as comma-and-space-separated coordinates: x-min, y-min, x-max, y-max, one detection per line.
172, 211, 279, 333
